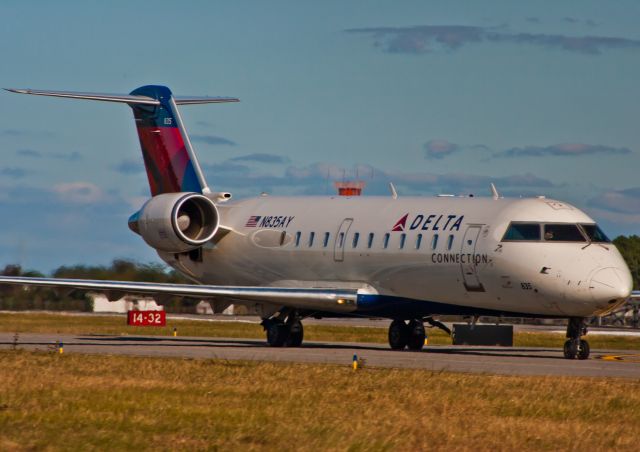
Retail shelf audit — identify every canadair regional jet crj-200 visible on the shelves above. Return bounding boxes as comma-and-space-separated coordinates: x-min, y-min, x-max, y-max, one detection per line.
1, 85, 633, 360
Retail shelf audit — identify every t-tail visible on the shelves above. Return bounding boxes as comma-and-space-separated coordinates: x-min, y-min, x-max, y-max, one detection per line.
4, 85, 238, 197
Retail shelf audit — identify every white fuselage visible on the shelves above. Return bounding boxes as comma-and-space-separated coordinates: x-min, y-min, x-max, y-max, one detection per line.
159, 195, 632, 319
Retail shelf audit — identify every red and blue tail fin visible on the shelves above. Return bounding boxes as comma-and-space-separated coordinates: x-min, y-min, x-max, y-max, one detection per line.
129, 85, 204, 195
4, 85, 238, 196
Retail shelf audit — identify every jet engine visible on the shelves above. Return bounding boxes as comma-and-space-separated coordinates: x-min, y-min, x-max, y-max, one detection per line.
128, 193, 219, 253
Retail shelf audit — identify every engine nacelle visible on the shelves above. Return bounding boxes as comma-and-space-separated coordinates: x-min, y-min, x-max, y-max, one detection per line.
129, 193, 219, 253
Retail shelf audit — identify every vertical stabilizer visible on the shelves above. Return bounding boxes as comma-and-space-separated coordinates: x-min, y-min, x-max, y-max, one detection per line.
129, 85, 207, 196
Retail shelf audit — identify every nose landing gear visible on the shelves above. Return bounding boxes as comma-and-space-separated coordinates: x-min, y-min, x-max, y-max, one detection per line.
563, 317, 590, 360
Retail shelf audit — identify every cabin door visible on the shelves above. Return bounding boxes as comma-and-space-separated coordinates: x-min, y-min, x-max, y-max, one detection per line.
333, 218, 353, 262
460, 225, 485, 292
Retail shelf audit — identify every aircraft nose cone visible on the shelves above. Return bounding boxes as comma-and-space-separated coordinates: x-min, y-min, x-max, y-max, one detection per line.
589, 267, 632, 312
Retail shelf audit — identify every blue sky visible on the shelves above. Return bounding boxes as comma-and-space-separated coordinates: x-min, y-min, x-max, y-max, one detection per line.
1, 0, 640, 272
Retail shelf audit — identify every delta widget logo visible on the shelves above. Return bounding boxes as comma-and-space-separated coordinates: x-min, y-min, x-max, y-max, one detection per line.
391, 213, 409, 232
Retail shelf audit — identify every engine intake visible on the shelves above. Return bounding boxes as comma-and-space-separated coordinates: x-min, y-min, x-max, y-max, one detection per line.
129, 192, 219, 253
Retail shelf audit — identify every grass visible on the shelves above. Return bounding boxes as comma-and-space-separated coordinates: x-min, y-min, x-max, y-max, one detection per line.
1, 312, 639, 350
0, 350, 639, 451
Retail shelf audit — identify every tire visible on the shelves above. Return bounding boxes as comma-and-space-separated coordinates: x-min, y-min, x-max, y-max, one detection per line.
563, 339, 577, 359
266, 322, 288, 347
577, 340, 590, 360
286, 321, 304, 347
406, 319, 425, 351
388, 320, 409, 350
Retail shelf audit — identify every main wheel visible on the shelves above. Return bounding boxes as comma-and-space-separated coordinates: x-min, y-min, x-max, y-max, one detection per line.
266, 321, 288, 347
563, 339, 577, 359
577, 339, 590, 360
286, 320, 304, 347
406, 320, 425, 351
388, 320, 409, 350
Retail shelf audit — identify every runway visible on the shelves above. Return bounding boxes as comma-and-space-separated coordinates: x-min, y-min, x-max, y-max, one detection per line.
2, 332, 639, 378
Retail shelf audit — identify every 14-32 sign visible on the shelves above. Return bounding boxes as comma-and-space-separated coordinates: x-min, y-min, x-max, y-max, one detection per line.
127, 310, 166, 327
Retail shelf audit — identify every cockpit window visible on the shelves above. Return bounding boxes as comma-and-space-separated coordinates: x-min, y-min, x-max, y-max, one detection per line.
580, 224, 611, 243
502, 223, 541, 241
543, 224, 586, 242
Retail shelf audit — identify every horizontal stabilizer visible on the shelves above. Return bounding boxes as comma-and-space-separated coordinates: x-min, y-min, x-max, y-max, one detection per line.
0, 276, 362, 313
174, 96, 239, 105
4, 88, 239, 105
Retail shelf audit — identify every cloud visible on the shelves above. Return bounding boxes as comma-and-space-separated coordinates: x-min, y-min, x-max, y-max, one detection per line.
17, 149, 42, 158
203, 160, 554, 199
588, 187, 640, 215
1, 129, 54, 138
526, 17, 541, 24
207, 162, 251, 174
230, 153, 290, 164
191, 134, 236, 146
345, 25, 640, 55
112, 159, 145, 175
50, 151, 81, 161
563, 17, 579, 24
0, 182, 157, 273
388, 171, 553, 191
16, 149, 82, 161
424, 139, 460, 159
0, 167, 28, 179
53, 182, 107, 204
495, 143, 632, 158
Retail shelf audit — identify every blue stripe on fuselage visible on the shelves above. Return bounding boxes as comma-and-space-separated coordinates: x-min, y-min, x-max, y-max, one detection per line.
354, 294, 561, 319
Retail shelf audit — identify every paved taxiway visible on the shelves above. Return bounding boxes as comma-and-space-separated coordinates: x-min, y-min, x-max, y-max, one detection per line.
1, 332, 639, 378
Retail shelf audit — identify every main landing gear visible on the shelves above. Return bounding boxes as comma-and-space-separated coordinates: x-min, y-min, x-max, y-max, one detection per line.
262, 312, 304, 347
388, 319, 426, 351
563, 317, 590, 360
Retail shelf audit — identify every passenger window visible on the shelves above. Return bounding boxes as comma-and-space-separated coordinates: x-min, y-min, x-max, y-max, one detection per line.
367, 233, 374, 249
308, 231, 315, 247
502, 223, 541, 241
543, 224, 586, 242
447, 235, 454, 250
338, 232, 345, 247
295, 231, 301, 247
580, 224, 611, 243
431, 234, 439, 250
383, 233, 390, 249
416, 233, 422, 250
323, 232, 330, 248
399, 233, 406, 249
352, 232, 360, 248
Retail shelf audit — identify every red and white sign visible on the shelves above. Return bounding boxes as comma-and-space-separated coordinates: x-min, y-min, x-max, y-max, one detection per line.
127, 310, 166, 327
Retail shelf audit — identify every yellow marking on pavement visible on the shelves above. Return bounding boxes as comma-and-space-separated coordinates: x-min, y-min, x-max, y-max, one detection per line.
597, 354, 640, 363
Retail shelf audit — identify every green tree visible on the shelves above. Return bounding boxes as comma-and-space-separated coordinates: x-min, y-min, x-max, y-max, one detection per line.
613, 235, 640, 290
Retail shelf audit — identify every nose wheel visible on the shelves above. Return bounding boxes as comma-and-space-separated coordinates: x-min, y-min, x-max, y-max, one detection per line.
564, 317, 590, 360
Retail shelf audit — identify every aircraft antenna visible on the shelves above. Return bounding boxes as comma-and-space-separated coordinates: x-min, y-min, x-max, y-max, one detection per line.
490, 183, 500, 200
389, 182, 398, 199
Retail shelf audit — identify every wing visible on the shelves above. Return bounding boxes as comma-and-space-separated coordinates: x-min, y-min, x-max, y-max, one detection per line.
0, 276, 362, 313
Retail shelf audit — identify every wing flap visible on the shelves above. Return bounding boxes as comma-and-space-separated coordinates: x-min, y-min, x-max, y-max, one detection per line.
0, 276, 360, 313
